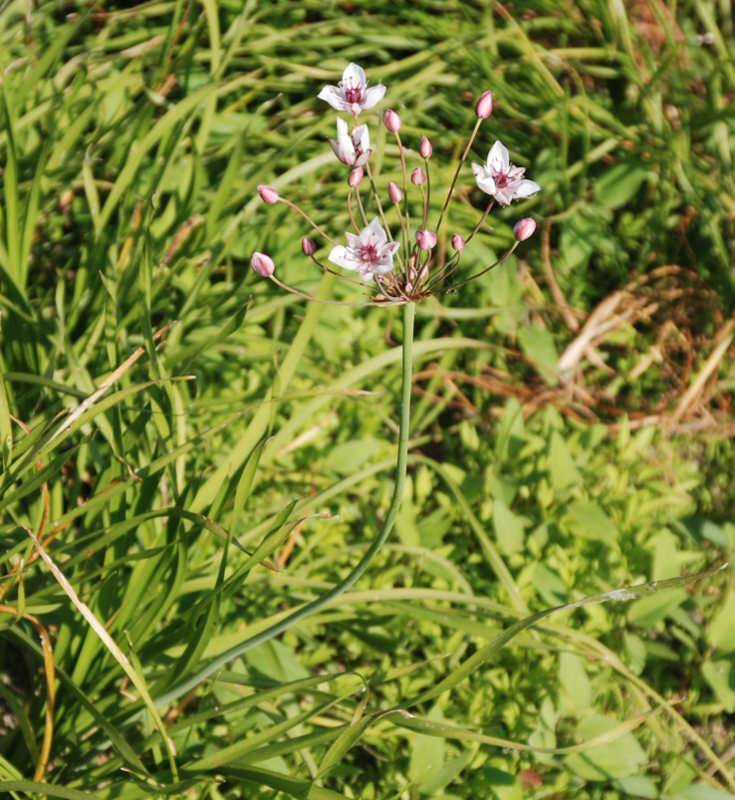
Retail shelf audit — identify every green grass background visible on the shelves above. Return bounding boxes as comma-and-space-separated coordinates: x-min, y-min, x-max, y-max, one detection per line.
1, 1, 734, 798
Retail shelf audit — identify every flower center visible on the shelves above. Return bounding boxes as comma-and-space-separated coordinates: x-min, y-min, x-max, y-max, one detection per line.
343, 85, 363, 104
494, 170, 511, 189
359, 244, 378, 263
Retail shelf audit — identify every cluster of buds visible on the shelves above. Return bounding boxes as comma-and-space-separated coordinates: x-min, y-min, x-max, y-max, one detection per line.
252, 63, 539, 304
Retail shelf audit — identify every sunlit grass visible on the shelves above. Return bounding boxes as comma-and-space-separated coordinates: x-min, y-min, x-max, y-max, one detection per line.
1, 2, 734, 798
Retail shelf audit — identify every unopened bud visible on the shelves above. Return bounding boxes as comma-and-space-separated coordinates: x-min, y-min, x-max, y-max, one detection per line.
383, 109, 402, 132
475, 90, 493, 120
411, 167, 426, 186
388, 181, 403, 203
348, 166, 364, 187
302, 238, 317, 256
419, 135, 432, 158
408, 266, 418, 283
257, 184, 279, 204
513, 217, 537, 242
451, 234, 466, 251
416, 229, 437, 250
250, 251, 275, 277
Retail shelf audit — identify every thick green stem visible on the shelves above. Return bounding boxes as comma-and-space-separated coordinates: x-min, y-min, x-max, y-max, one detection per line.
156, 302, 416, 707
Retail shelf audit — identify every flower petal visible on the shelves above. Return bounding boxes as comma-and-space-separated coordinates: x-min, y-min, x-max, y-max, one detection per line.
513, 179, 541, 199
363, 217, 388, 244
487, 140, 509, 170
361, 84, 386, 109
473, 165, 496, 196
317, 86, 347, 110
343, 63, 366, 88
354, 123, 370, 151
328, 245, 359, 271
344, 232, 362, 249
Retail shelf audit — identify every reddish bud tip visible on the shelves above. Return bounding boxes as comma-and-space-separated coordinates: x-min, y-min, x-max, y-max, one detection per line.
451, 234, 466, 251
513, 217, 537, 242
411, 167, 426, 186
257, 185, 279, 204
416, 229, 438, 250
383, 109, 402, 132
419, 135, 433, 158
301, 238, 317, 256
250, 251, 275, 277
388, 181, 403, 203
475, 90, 493, 120
348, 166, 364, 187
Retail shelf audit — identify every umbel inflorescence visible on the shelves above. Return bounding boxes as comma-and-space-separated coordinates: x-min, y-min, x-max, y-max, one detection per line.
251, 63, 540, 304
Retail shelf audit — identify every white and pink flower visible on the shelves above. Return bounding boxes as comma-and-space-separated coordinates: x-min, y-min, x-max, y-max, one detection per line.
472, 140, 540, 206
329, 117, 371, 167
318, 63, 386, 116
328, 218, 399, 282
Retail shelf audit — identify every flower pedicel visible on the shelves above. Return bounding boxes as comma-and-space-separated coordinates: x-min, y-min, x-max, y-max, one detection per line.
253, 64, 540, 304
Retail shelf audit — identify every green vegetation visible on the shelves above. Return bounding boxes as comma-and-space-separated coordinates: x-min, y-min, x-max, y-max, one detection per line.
1, 2, 734, 798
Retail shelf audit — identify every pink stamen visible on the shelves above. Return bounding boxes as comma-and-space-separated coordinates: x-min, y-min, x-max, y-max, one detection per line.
344, 85, 362, 104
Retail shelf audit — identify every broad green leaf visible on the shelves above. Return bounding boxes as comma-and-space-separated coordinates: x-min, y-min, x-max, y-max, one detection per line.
492, 497, 526, 555
559, 214, 597, 271
701, 659, 735, 712
321, 437, 383, 475
564, 713, 647, 780
612, 775, 658, 798
548, 430, 581, 492
417, 749, 473, 796
559, 652, 591, 712
593, 162, 649, 208
494, 397, 525, 464
409, 704, 445, 791
673, 785, 735, 800
627, 588, 688, 626
563, 500, 617, 545
707, 593, 735, 654
245, 638, 311, 683
623, 631, 647, 675
533, 563, 568, 606
517, 326, 559, 385
480, 766, 522, 800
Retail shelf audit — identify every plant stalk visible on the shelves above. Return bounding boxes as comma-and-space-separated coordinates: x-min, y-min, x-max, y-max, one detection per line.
156, 302, 416, 707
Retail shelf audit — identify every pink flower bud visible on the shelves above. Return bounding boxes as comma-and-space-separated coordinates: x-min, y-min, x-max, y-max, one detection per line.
383, 109, 402, 132
416, 229, 437, 250
411, 167, 426, 186
475, 90, 493, 120
513, 217, 537, 242
388, 181, 403, 203
419, 135, 433, 158
451, 234, 466, 251
302, 238, 317, 256
257, 185, 279, 204
250, 251, 275, 277
348, 166, 364, 187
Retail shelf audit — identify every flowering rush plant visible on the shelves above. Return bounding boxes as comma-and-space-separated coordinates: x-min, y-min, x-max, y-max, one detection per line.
242, 65, 541, 662
251, 62, 540, 304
